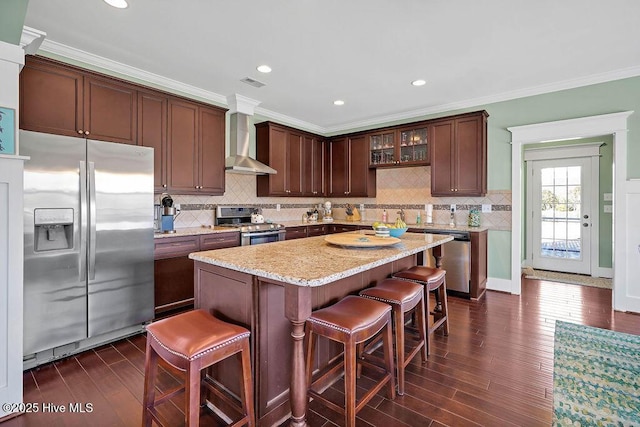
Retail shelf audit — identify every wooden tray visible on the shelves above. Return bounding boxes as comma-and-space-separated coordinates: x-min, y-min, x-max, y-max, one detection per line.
324, 233, 401, 248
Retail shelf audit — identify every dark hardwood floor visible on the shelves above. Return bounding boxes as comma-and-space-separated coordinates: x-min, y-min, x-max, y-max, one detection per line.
4, 277, 639, 427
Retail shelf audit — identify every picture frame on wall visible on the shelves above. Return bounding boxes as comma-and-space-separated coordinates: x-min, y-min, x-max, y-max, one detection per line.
0, 106, 16, 155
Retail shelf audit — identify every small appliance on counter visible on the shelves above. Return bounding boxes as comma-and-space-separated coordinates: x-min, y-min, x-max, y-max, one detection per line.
322, 201, 334, 222
160, 193, 179, 233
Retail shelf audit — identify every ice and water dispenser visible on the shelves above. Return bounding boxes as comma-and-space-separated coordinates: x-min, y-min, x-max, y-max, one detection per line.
33, 208, 74, 252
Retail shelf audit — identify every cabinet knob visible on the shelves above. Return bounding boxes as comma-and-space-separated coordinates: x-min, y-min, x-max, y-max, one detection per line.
77, 130, 83, 135
162, 184, 167, 188
84, 130, 90, 135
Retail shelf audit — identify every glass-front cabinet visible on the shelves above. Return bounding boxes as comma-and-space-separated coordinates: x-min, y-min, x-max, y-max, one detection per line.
369, 131, 396, 166
368, 123, 429, 167
399, 126, 428, 164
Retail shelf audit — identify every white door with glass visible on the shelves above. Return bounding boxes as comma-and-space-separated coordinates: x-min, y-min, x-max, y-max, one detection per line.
529, 157, 592, 274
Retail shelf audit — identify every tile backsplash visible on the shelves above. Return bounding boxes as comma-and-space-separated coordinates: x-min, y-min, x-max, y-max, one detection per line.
164, 167, 511, 231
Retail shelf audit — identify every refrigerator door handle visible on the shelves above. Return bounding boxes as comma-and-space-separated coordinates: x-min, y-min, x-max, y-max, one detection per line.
88, 161, 97, 281
79, 160, 87, 281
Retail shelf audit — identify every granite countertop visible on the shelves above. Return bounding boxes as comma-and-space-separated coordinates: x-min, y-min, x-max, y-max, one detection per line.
189, 231, 453, 287
279, 219, 487, 233
155, 220, 487, 240
154, 226, 239, 239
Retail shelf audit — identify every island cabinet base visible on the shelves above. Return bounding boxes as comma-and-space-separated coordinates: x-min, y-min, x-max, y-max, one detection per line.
194, 254, 418, 427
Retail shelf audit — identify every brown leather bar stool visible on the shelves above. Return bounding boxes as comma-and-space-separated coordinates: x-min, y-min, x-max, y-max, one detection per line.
359, 278, 427, 395
142, 309, 255, 427
392, 266, 449, 355
304, 295, 396, 427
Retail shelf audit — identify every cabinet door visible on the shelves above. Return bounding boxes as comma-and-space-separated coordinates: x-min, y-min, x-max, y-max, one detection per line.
304, 136, 324, 196
327, 137, 349, 197
307, 224, 327, 236
288, 131, 304, 196
348, 135, 375, 197
199, 232, 239, 250
83, 76, 137, 144
138, 91, 167, 191
264, 125, 288, 196
455, 115, 486, 196
199, 106, 225, 195
19, 58, 83, 137
369, 131, 396, 166
167, 99, 198, 192
285, 226, 308, 240
328, 224, 358, 234
398, 125, 429, 165
430, 120, 455, 196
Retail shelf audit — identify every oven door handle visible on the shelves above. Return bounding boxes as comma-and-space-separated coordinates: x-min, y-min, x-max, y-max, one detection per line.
242, 229, 286, 237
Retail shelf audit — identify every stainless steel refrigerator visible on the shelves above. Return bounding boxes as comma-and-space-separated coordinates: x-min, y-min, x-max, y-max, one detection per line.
21, 130, 154, 365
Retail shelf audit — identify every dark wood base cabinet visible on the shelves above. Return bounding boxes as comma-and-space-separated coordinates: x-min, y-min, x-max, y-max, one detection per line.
153, 233, 239, 316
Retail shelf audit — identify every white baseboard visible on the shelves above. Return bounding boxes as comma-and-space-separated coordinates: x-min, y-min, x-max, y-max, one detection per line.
487, 277, 514, 294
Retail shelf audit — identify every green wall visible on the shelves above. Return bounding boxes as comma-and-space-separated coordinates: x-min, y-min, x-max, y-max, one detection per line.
0, 0, 29, 45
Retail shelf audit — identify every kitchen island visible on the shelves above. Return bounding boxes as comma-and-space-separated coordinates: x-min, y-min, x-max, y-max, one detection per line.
189, 231, 453, 427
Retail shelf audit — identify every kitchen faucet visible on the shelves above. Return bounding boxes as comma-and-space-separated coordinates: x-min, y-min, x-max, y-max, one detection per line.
397, 208, 405, 222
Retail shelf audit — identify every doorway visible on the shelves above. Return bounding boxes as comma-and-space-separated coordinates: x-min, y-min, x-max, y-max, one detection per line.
508, 111, 634, 312
524, 142, 602, 276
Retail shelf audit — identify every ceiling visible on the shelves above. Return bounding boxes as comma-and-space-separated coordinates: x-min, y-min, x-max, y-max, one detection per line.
23, 0, 640, 134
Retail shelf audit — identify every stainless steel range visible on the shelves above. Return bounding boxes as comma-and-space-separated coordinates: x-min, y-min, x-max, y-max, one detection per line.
215, 206, 285, 246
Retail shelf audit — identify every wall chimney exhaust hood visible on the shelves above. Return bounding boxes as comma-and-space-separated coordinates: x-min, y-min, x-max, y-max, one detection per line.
225, 94, 277, 175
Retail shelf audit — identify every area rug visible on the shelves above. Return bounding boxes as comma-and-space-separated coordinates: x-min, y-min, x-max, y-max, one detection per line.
553, 321, 640, 426
522, 266, 612, 289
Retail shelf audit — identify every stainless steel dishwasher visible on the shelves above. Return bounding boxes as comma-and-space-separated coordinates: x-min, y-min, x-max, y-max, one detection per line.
424, 230, 471, 295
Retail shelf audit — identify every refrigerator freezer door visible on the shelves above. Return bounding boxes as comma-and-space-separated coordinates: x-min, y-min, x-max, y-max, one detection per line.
87, 139, 154, 337
21, 131, 88, 355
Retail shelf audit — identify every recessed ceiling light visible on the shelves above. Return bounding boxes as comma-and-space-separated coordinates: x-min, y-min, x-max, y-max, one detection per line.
333, 100, 345, 106
411, 79, 426, 86
256, 65, 272, 73
104, 0, 128, 8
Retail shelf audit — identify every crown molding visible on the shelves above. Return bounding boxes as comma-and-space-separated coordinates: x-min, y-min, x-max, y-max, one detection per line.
323, 65, 640, 135
37, 38, 640, 137
20, 27, 46, 56
39, 38, 228, 106
253, 106, 325, 134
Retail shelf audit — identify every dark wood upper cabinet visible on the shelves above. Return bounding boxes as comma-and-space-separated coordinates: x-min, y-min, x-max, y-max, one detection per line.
83, 76, 137, 144
256, 121, 321, 197
167, 98, 198, 193
430, 110, 488, 197
20, 56, 227, 196
327, 137, 349, 197
368, 124, 429, 167
20, 57, 83, 137
304, 135, 325, 196
20, 56, 137, 144
327, 135, 376, 197
138, 90, 167, 191
198, 106, 226, 195
166, 100, 226, 195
